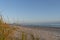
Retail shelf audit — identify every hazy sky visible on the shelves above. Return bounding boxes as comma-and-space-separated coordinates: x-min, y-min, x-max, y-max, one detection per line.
0, 0, 60, 24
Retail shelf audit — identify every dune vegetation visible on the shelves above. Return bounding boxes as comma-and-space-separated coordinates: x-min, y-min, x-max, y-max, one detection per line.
0, 16, 13, 40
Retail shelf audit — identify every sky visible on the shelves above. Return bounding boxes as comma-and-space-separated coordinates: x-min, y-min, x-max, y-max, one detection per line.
0, 0, 60, 24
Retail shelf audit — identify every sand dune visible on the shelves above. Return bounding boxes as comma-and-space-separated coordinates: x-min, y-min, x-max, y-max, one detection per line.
7, 26, 60, 40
